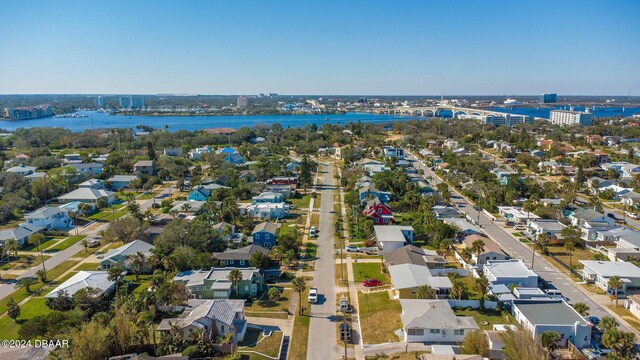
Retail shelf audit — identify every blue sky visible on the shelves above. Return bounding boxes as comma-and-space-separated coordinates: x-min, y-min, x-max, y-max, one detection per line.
1, 1, 638, 95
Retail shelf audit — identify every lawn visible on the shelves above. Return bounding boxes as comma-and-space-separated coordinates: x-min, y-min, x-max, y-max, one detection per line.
0, 255, 51, 271
457, 276, 483, 300
238, 329, 283, 358
0, 297, 50, 339
545, 245, 594, 271
89, 210, 126, 221
310, 213, 320, 230
453, 308, 515, 331
352, 263, 387, 283
288, 314, 310, 360
124, 274, 153, 296
278, 224, 298, 239
245, 288, 292, 317
607, 305, 640, 332
47, 235, 86, 252
138, 191, 158, 200
357, 291, 402, 344
289, 194, 311, 210
26, 237, 60, 252
335, 263, 348, 286
74, 262, 100, 271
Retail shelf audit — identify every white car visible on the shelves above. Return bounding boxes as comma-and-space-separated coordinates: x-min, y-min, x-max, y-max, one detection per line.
308, 288, 318, 303
626, 211, 638, 219
309, 226, 316, 237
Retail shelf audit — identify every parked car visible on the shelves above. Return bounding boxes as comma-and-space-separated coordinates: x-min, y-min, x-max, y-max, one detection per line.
626, 211, 638, 220
514, 225, 526, 231
505, 221, 515, 227
308, 288, 318, 303
339, 298, 352, 313
309, 226, 316, 237
473, 205, 482, 211
345, 245, 358, 252
362, 279, 382, 287
588, 316, 601, 325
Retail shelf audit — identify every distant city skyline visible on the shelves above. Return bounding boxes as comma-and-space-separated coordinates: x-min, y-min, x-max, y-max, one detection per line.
1, 0, 639, 95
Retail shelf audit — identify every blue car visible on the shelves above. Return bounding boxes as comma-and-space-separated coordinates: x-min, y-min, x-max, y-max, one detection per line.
588, 316, 600, 325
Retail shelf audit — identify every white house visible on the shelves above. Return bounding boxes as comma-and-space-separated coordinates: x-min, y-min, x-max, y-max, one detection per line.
497, 206, 540, 224
189, 146, 212, 160
461, 235, 509, 270
5, 164, 37, 176
45, 271, 115, 299
400, 299, 478, 343
388, 264, 452, 299
238, 202, 290, 220
624, 295, 640, 321
483, 259, 538, 288
68, 163, 103, 177
107, 175, 139, 190
24, 206, 73, 230
373, 225, 414, 255
100, 240, 154, 270
58, 187, 116, 205
526, 219, 566, 242
512, 301, 592, 348
580, 260, 640, 292
569, 208, 615, 241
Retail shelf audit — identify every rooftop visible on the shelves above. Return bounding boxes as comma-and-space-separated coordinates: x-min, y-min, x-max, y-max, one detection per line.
484, 260, 537, 278
374, 225, 413, 243
400, 299, 478, 330
515, 301, 588, 326
580, 260, 640, 278
45, 271, 114, 298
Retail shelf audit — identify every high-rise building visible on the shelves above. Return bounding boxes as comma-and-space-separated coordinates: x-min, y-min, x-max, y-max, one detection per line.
119, 95, 145, 109
95, 96, 106, 108
482, 114, 534, 127
237, 96, 248, 109
540, 93, 557, 103
550, 109, 592, 126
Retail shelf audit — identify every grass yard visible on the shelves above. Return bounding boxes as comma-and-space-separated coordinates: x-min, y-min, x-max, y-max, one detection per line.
335, 263, 348, 286
352, 263, 387, 283
288, 315, 310, 360
289, 194, 311, 210
357, 291, 402, 344
138, 191, 158, 200
238, 329, 283, 358
89, 209, 126, 221
310, 213, 320, 230
74, 262, 100, 271
0, 297, 50, 339
47, 235, 86, 252
607, 305, 640, 332
124, 274, 153, 296
453, 308, 515, 331
26, 237, 60, 252
457, 277, 483, 300
245, 288, 292, 316
545, 245, 593, 271
0, 255, 51, 271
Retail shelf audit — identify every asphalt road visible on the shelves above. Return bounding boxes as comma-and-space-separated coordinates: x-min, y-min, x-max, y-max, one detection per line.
307, 163, 340, 359
406, 151, 639, 337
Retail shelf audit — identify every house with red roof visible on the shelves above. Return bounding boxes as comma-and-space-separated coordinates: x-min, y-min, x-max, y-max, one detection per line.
363, 197, 394, 225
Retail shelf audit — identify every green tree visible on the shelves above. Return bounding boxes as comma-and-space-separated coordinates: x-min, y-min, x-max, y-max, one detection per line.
450, 279, 466, 300
600, 316, 618, 331
227, 269, 243, 298
292, 276, 306, 315
563, 240, 576, 269
608, 276, 623, 307
267, 287, 281, 303
7, 297, 20, 322
461, 329, 489, 357
572, 302, 589, 316
29, 233, 47, 280
126, 251, 146, 281
249, 250, 269, 270
415, 285, 436, 299
500, 328, 549, 360
15, 277, 37, 293
471, 239, 485, 265
539, 330, 560, 353
108, 263, 125, 297
602, 327, 637, 359
45, 290, 73, 311
474, 276, 489, 310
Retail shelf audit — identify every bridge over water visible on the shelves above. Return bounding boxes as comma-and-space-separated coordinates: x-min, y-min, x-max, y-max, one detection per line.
387, 105, 525, 118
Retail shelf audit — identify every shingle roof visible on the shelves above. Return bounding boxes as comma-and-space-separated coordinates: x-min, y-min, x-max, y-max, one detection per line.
400, 299, 478, 330
58, 188, 114, 201
252, 222, 277, 235
0, 225, 45, 241
388, 264, 452, 290
383, 245, 441, 267
214, 244, 269, 261
102, 240, 154, 263
45, 271, 114, 298
24, 206, 68, 219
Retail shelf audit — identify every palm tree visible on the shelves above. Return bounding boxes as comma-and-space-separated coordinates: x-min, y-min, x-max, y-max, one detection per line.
450, 279, 466, 300
5, 239, 17, 261
564, 240, 576, 269
108, 263, 124, 297
126, 252, 146, 281
471, 239, 485, 265
539, 331, 560, 354
439, 238, 453, 256
292, 276, 306, 315
78, 202, 92, 216
169, 209, 178, 219
474, 276, 489, 310
608, 276, 623, 307
15, 277, 37, 293
416, 285, 436, 299
572, 302, 589, 316
599, 316, 618, 331
81, 238, 89, 253
227, 269, 243, 298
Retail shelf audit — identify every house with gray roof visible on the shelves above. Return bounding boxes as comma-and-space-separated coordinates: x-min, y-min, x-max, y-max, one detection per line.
45, 271, 115, 299
373, 225, 414, 255
483, 259, 538, 288
25, 172, 46, 181
213, 245, 269, 267
580, 260, 640, 292
5, 164, 37, 176
526, 219, 566, 242
400, 299, 479, 343
431, 206, 462, 219
0, 224, 45, 247
251, 222, 278, 248
173, 267, 264, 299
443, 218, 481, 237
512, 301, 591, 348
389, 264, 452, 299
569, 208, 615, 241
107, 175, 139, 190
58, 187, 116, 205
157, 298, 247, 343
24, 206, 73, 230
596, 226, 640, 250
100, 240, 154, 270
620, 191, 640, 207
383, 245, 446, 269
68, 162, 103, 177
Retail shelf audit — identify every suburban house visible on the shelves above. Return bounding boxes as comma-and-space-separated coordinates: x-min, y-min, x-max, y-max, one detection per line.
383, 245, 446, 269
224, 152, 245, 165
461, 235, 509, 270
383, 146, 405, 158
443, 218, 482, 237
239, 202, 290, 220
78, 178, 104, 189
134, 160, 156, 176
358, 185, 392, 204
497, 206, 540, 224
189, 146, 212, 160
212, 222, 238, 242
363, 163, 385, 175
58, 187, 116, 205
0, 224, 45, 247
173, 267, 264, 299
68, 163, 103, 178
539, 198, 563, 207
213, 245, 269, 267
526, 219, 566, 243
596, 226, 640, 248
389, 264, 452, 299
5, 164, 37, 176
362, 197, 394, 224
107, 175, 139, 190
620, 191, 640, 208
252, 192, 284, 204
264, 184, 293, 199
601, 161, 640, 179
580, 260, 640, 293
491, 168, 518, 185
569, 208, 615, 241
483, 260, 538, 288
187, 183, 231, 201
163, 148, 183, 157
624, 295, 640, 321
100, 240, 154, 270
431, 206, 462, 219
400, 299, 479, 343
24, 206, 73, 230
512, 301, 591, 348
606, 247, 640, 262
251, 222, 278, 249
266, 176, 298, 188
238, 170, 256, 183
25, 172, 46, 181
372, 225, 414, 255
157, 299, 247, 343
171, 200, 207, 216
45, 271, 115, 299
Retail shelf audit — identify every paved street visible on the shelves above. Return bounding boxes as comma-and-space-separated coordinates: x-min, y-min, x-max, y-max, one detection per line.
307, 163, 340, 359
406, 151, 640, 338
